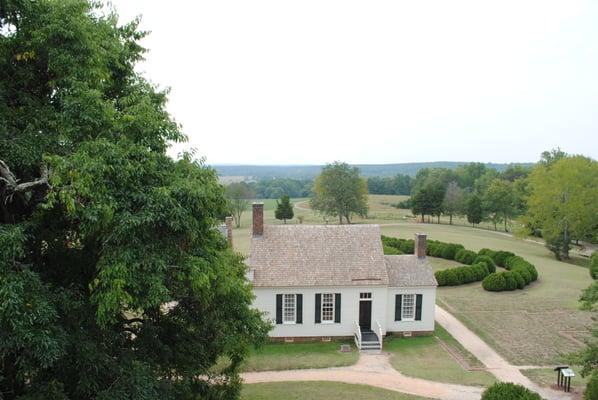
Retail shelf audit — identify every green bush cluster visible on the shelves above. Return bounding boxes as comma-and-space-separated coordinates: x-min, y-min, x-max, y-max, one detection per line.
482, 255, 538, 291
481, 382, 542, 400
473, 255, 496, 273
380, 235, 539, 291
435, 263, 489, 286
455, 249, 477, 265
383, 244, 403, 255
590, 251, 598, 280
585, 371, 598, 400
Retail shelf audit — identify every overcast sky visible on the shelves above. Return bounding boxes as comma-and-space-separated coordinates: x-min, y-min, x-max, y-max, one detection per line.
110, 0, 598, 165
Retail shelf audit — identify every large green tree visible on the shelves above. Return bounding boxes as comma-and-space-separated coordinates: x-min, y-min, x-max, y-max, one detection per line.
310, 162, 368, 224
225, 182, 254, 228
484, 179, 514, 232
526, 155, 598, 259
0, 2, 269, 399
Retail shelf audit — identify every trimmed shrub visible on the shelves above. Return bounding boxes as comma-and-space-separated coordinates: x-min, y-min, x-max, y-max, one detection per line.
493, 250, 515, 267
512, 271, 526, 289
481, 382, 542, 400
383, 244, 403, 255
435, 263, 490, 286
590, 251, 598, 280
482, 273, 506, 291
478, 248, 498, 260
474, 255, 496, 273
455, 249, 477, 265
441, 243, 465, 260
502, 271, 519, 290
399, 239, 415, 254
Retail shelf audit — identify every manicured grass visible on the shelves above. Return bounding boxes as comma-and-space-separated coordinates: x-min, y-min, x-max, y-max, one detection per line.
381, 223, 594, 365
521, 367, 588, 394
218, 341, 359, 372
241, 382, 431, 400
384, 326, 496, 387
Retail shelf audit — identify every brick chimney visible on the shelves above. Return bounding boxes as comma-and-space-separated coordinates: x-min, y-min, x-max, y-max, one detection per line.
252, 202, 264, 237
415, 233, 427, 258
225, 216, 233, 247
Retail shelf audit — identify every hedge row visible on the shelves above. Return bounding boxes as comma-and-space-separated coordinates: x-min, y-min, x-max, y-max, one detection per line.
435, 263, 489, 286
482, 255, 538, 291
381, 235, 539, 291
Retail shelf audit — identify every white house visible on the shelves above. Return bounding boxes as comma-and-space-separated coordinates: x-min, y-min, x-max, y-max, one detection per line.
243, 203, 437, 350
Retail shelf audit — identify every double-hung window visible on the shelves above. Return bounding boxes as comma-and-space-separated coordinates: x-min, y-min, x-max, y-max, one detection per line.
321, 293, 335, 323
283, 294, 296, 323
402, 294, 415, 320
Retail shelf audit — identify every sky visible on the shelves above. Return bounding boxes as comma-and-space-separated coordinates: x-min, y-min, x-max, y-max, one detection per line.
109, 0, 598, 165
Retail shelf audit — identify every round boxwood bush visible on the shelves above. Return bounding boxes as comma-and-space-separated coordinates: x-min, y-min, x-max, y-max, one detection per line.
481, 382, 541, 400
455, 249, 477, 265
590, 251, 598, 280
493, 250, 515, 267
399, 239, 415, 254
473, 255, 496, 273
482, 273, 506, 291
478, 248, 498, 260
441, 243, 465, 260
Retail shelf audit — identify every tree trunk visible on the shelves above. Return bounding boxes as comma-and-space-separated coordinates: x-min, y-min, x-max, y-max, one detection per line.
494, 221, 497, 230
504, 215, 508, 232
562, 224, 570, 259
283, 219, 286, 224
421, 213, 424, 222
339, 215, 343, 225
449, 213, 452, 225
437, 215, 440, 224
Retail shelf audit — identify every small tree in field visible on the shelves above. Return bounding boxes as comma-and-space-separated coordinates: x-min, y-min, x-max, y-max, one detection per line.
443, 181, 465, 225
310, 162, 368, 224
466, 194, 484, 226
226, 182, 254, 228
275, 195, 294, 224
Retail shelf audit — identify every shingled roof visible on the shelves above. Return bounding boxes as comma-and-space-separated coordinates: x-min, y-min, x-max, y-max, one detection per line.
385, 255, 438, 287
247, 224, 389, 287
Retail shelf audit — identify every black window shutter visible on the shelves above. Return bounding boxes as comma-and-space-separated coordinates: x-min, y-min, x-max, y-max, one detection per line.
315, 293, 321, 323
296, 294, 303, 324
276, 294, 282, 324
415, 294, 423, 321
395, 294, 402, 321
334, 293, 341, 323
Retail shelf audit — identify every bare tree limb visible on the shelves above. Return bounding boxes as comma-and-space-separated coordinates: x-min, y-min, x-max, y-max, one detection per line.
0, 160, 50, 200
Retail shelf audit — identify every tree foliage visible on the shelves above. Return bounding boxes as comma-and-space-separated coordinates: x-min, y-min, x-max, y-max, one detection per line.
0, 2, 270, 399
466, 194, 484, 226
274, 195, 294, 224
484, 179, 514, 232
442, 181, 465, 225
526, 155, 598, 259
310, 162, 368, 224
225, 182, 254, 228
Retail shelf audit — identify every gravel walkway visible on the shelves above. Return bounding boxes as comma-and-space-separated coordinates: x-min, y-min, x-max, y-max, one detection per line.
242, 352, 482, 400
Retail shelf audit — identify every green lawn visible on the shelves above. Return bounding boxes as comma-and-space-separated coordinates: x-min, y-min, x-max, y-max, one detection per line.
218, 341, 359, 372
385, 325, 496, 387
381, 223, 594, 366
521, 367, 588, 394
241, 382, 431, 400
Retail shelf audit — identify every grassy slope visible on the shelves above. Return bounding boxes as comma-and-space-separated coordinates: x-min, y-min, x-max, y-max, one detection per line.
381, 223, 593, 365
385, 326, 496, 387
241, 382, 431, 400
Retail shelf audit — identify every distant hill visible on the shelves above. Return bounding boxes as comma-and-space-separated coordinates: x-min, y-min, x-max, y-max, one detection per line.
212, 162, 534, 180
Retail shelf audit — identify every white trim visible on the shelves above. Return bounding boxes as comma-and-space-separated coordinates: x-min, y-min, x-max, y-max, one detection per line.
282, 293, 296, 323
402, 293, 415, 320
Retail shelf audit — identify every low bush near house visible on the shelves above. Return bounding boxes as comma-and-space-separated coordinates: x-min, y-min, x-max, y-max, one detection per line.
435, 263, 489, 286
481, 382, 542, 400
455, 249, 477, 265
473, 255, 496, 273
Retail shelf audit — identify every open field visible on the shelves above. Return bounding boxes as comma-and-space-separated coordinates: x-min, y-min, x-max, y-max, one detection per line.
385, 325, 496, 387
217, 341, 358, 372
241, 381, 431, 400
381, 223, 594, 366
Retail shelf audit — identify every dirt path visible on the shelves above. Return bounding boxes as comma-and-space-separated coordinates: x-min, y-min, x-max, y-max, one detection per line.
435, 305, 573, 400
242, 352, 483, 400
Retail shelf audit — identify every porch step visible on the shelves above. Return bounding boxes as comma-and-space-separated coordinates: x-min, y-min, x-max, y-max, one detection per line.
359, 328, 381, 351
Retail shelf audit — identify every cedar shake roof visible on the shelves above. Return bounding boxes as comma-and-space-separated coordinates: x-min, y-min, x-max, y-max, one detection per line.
384, 255, 438, 287
247, 224, 389, 287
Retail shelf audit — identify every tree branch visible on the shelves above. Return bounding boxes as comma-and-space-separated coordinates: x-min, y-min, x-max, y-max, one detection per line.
0, 160, 50, 201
